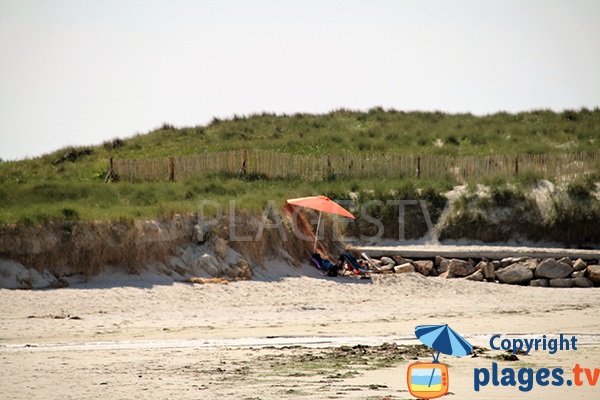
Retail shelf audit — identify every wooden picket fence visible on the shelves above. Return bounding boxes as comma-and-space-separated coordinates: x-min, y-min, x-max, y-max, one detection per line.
110, 149, 600, 183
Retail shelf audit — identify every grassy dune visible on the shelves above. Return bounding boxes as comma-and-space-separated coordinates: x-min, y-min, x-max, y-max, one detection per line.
1, 108, 599, 226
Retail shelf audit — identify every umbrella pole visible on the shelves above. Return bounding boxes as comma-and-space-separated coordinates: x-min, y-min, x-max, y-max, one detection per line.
313, 211, 322, 252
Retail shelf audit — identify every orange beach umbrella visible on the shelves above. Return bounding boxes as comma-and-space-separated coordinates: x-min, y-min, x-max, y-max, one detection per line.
286, 195, 355, 251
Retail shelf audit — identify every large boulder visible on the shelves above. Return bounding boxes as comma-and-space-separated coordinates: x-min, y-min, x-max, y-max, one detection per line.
477, 261, 495, 281
557, 257, 573, 267
535, 258, 573, 279
522, 259, 539, 272
413, 260, 434, 276
530, 279, 549, 287
436, 257, 451, 273
572, 258, 587, 272
392, 255, 412, 265
586, 265, 600, 284
549, 278, 574, 288
573, 277, 594, 288
447, 259, 475, 277
394, 263, 415, 274
434, 255, 447, 267
501, 257, 528, 267
496, 263, 534, 285
465, 270, 484, 282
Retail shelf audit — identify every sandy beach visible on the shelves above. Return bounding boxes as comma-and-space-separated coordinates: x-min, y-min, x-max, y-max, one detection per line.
1, 263, 599, 399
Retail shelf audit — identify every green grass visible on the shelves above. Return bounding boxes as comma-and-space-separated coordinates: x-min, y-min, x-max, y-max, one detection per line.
104, 108, 600, 157
0, 108, 599, 226
0, 174, 452, 225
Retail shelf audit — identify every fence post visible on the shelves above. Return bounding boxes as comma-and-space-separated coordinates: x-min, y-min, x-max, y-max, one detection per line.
515, 155, 519, 176
168, 157, 175, 182
238, 149, 248, 177
104, 157, 114, 183
326, 155, 334, 179
416, 156, 421, 178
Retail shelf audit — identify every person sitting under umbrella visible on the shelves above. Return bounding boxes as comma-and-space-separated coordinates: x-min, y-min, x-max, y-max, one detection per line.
311, 253, 340, 277
338, 252, 369, 276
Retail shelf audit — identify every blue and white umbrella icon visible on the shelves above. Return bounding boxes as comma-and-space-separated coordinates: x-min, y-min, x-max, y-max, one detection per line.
414, 324, 473, 391
415, 324, 473, 360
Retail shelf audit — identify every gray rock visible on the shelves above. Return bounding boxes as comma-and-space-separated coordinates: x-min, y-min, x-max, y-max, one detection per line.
394, 263, 415, 273
530, 279, 549, 287
572, 258, 587, 271
437, 258, 451, 273
447, 259, 475, 277
558, 257, 573, 267
586, 265, 600, 284
436, 257, 450, 274
491, 260, 502, 270
571, 270, 585, 278
500, 257, 512, 267
535, 258, 573, 279
413, 260, 434, 276
434, 255, 447, 267
478, 261, 496, 281
522, 259, 539, 271
573, 277, 594, 288
392, 255, 413, 265
496, 263, 534, 285
380, 256, 396, 266
465, 270, 484, 282
501, 257, 528, 267
549, 278, 574, 288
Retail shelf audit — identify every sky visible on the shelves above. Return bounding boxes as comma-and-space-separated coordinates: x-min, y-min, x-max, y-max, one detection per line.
1, 0, 599, 160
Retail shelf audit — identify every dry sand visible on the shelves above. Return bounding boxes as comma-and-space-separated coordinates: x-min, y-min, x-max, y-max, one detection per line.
1, 263, 599, 399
